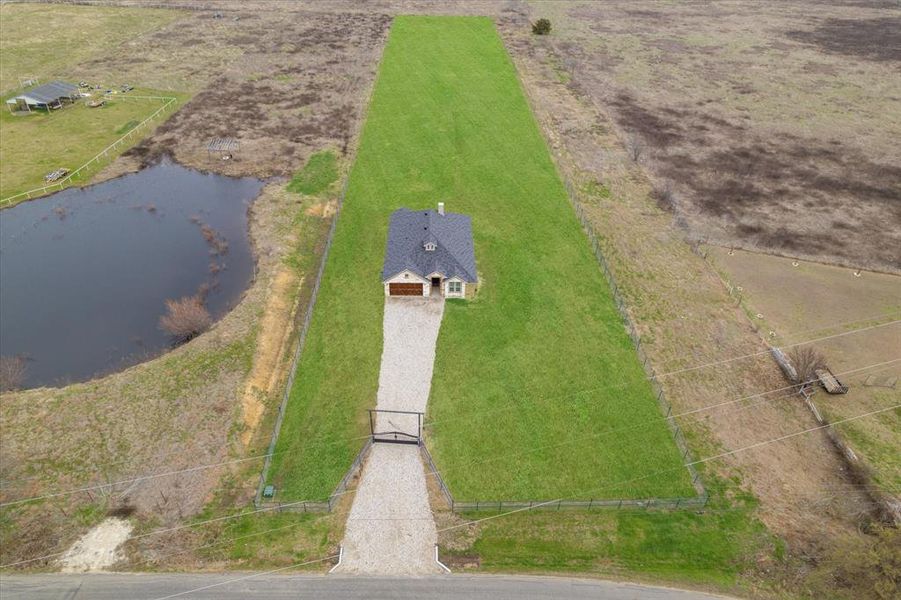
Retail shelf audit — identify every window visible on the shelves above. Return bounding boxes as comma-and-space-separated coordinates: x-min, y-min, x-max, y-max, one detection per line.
447, 281, 462, 296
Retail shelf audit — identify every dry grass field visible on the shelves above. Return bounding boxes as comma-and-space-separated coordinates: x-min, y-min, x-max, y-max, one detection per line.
524, 0, 901, 273
0, 3, 182, 94
477, 3, 898, 592
709, 247, 901, 494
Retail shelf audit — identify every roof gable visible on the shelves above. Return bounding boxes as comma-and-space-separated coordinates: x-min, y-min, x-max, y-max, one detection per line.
382, 207, 477, 283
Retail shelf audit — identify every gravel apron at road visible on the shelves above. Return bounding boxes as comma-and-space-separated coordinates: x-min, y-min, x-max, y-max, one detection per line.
336, 296, 445, 575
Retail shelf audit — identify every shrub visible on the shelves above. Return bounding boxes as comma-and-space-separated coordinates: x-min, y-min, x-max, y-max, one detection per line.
654, 180, 677, 212
0, 355, 27, 392
808, 526, 900, 599
159, 295, 212, 343
532, 18, 552, 35
788, 345, 826, 385
626, 134, 644, 161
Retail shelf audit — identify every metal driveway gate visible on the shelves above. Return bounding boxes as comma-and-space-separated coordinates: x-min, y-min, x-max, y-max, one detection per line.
368, 409, 423, 445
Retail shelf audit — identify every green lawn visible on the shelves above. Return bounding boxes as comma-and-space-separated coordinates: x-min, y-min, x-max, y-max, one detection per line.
268, 16, 692, 501
449, 474, 777, 591
0, 90, 187, 200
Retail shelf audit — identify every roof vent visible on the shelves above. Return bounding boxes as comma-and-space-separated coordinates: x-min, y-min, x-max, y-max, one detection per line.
424, 241, 436, 252
438, 202, 445, 216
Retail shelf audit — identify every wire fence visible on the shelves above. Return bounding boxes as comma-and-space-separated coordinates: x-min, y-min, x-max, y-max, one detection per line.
252, 47, 383, 507
562, 181, 706, 497
509, 56, 706, 498
0, 95, 178, 206
252, 173, 350, 507
421, 440, 706, 513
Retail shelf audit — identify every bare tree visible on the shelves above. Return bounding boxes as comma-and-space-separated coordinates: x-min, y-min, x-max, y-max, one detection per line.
789, 346, 826, 385
0, 355, 27, 392
654, 180, 677, 212
159, 295, 212, 343
626, 135, 644, 162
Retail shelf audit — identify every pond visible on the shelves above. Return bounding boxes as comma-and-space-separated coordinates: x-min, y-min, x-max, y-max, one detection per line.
0, 160, 264, 389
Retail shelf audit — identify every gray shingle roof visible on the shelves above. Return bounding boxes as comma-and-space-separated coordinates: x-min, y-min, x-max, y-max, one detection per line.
9, 81, 78, 105
382, 207, 478, 283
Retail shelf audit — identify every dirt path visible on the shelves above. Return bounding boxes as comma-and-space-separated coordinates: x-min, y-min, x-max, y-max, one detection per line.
336, 296, 445, 575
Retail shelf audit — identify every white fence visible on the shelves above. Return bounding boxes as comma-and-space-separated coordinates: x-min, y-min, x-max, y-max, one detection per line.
0, 95, 178, 207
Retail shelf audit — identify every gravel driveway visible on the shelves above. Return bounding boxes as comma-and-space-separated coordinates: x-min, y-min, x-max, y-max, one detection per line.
336, 296, 445, 575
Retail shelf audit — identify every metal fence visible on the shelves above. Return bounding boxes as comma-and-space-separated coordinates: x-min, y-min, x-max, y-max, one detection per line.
255, 438, 373, 513
252, 45, 383, 508
422, 434, 706, 513
0, 95, 178, 206
252, 174, 350, 507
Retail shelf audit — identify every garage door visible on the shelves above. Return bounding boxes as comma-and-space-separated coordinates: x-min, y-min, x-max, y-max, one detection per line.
389, 283, 423, 296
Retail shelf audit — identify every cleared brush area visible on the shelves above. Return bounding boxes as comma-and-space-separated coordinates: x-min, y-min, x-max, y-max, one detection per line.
709, 247, 901, 493
268, 16, 692, 502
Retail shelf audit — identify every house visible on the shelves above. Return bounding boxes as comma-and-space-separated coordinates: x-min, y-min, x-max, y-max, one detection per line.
382, 203, 478, 298
5, 81, 79, 113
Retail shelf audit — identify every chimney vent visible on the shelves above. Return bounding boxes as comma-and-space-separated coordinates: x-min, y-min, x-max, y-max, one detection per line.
437, 202, 445, 216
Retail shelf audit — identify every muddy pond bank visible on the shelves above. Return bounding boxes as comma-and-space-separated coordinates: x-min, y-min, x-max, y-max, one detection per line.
0, 160, 264, 389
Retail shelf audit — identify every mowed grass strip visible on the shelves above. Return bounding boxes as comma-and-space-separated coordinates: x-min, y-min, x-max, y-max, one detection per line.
269, 16, 692, 500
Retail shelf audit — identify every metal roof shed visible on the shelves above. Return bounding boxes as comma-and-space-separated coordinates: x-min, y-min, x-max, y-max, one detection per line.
6, 81, 80, 113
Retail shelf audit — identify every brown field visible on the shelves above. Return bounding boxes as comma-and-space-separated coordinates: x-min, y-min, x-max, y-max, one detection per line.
708, 247, 901, 494
522, 0, 901, 273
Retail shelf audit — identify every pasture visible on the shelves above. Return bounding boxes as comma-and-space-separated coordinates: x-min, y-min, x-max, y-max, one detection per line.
0, 92, 183, 200
268, 16, 692, 501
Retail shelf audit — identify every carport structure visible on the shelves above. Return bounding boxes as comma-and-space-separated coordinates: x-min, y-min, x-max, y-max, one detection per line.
6, 81, 79, 113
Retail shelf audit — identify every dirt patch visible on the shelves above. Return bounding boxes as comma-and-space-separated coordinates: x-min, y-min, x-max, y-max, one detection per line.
305, 200, 338, 219
81, 8, 393, 180
239, 267, 302, 446
787, 17, 901, 63
708, 247, 901, 495
60, 517, 133, 572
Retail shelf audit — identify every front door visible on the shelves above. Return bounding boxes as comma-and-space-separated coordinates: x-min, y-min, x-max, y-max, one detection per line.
431, 277, 441, 287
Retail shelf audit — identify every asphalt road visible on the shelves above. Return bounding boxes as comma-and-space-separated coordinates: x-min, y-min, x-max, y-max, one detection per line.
0, 573, 736, 600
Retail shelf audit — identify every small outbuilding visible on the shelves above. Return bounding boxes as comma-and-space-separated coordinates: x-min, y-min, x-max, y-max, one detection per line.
382, 203, 478, 298
6, 80, 80, 113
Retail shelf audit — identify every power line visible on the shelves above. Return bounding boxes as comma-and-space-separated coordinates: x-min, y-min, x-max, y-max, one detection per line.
0, 493, 349, 569
4, 356, 896, 510
437, 403, 900, 534
4, 363, 895, 570
652, 319, 899, 380
0, 453, 277, 508
149, 554, 339, 600
655, 310, 901, 367
424, 359, 898, 493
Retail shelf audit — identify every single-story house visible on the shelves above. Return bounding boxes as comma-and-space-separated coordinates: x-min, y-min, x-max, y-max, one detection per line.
5, 81, 79, 113
382, 203, 478, 298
